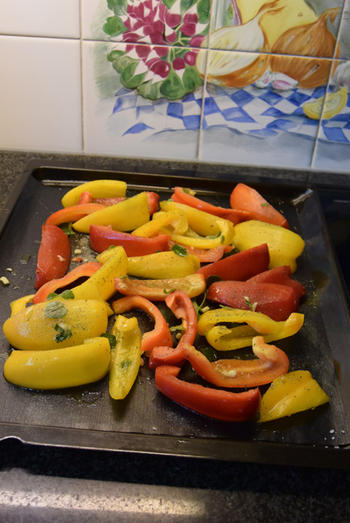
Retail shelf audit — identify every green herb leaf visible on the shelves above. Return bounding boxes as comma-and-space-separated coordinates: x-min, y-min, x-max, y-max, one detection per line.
261, 202, 269, 208
170, 324, 185, 333
54, 323, 72, 343
172, 244, 188, 257
61, 289, 75, 300
60, 222, 76, 236
101, 332, 116, 349
163, 288, 176, 294
244, 296, 257, 312
121, 359, 132, 369
47, 292, 59, 300
45, 301, 67, 319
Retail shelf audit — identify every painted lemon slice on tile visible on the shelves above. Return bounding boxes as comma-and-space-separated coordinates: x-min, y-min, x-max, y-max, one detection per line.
303, 86, 348, 120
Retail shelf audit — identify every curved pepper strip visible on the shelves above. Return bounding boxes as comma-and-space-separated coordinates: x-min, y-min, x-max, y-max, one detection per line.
61, 179, 127, 207
132, 211, 188, 237
89, 225, 170, 257
109, 315, 143, 400
4, 337, 110, 390
45, 203, 106, 226
78, 191, 93, 204
198, 308, 304, 351
230, 183, 289, 228
35, 225, 71, 289
171, 218, 234, 249
258, 370, 329, 423
10, 295, 35, 316
172, 187, 249, 224
149, 290, 197, 369
127, 251, 200, 279
112, 296, 173, 355
115, 274, 206, 301
32, 262, 102, 304
155, 365, 261, 422
248, 265, 306, 301
186, 336, 289, 388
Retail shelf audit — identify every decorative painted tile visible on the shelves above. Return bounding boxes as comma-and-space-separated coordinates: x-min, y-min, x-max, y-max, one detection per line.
312, 59, 350, 171
0, 0, 79, 38
209, 0, 343, 58
339, 0, 350, 58
82, 41, 205, 159
199, 51, 333, 169
0, 36, 82, 152
82, 0, 211, 48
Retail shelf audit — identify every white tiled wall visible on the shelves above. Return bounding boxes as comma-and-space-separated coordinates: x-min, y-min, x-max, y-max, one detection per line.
0, 0, 349, 173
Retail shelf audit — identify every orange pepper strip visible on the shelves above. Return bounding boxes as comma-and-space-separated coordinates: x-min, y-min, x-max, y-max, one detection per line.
32, 262, 101, 304
45, 203, 106, 226
112, 296, 173, 355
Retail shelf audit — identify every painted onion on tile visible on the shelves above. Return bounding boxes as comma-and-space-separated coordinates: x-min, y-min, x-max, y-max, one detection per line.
270, 8, 340, 88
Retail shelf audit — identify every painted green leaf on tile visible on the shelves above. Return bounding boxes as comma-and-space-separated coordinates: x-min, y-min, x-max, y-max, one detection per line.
197, 0, 210, 24
181, 0, 197, 12
162, 0, 177, 9
160, 70, 186, 100
121, 62, 147, 89
107, 0, 127, 15
107, 49, 124, 63
111, 54, 134, 74
223, 5, 234, 26
137, 80, 163, 100
103, 16, 127, 37
183, 66, 202, 92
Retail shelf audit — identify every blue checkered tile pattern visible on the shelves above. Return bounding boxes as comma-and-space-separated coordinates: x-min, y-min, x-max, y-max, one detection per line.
112, 85, 350, 143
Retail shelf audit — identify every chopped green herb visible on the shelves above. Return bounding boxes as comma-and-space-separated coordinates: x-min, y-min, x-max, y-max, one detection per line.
20, 254, 31, 264
170, 324, 185, 333
172, 244, 187, 257
220, 235, 225, 244
244, 296, 257, 312
107, 245, 117, 251
121, 359, 132, 369
45, 301, 67, 319
47, 292, 59, 300
101, 332, 116, 349
61, 289, 75, 300
192, 290, 208, 320
261, 202, 269, 208
163, 288, 176, 295
54, 323, 72, 343
60, 222, 75, 236
207, 233, 220, 239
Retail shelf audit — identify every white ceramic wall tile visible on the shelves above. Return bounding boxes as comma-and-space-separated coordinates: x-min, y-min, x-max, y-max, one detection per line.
0, 0, 80, 38
0, 36, 82, 153
82, 41, 203, 160
82, 0, 112, 40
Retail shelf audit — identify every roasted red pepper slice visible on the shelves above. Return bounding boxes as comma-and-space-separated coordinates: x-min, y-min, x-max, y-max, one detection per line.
89, 225, 170, 256
179, 339, 289, 388
168, 241, 225, 263
45, 203, 106, 226
92, 196, 125, 205
155, 365, 261, 422
230, 183, 289, 228
171, 187, 249, 224
197, 244, 269, 281
149, 290, 197, 369
112, 296, 173, 355
146, 191, 160, 215
35, 225, 71, 289
248, 266, 306, 300
32, 262, 101, 304
207, 280, 298, 321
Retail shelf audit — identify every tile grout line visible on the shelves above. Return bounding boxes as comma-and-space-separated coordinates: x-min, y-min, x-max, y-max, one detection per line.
310, 2, 347, 170
78, 0, 85, 154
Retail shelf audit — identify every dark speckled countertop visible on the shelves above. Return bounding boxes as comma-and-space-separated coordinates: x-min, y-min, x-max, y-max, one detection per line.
1, 151, 350, 522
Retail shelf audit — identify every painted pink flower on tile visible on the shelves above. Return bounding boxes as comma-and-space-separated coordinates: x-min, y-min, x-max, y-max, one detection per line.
104, 0, 210, 100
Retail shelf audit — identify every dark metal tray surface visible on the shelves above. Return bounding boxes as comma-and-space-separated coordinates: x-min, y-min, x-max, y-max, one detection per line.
0, 165, 349, 468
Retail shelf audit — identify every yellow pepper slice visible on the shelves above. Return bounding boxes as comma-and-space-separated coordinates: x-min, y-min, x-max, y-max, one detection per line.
127, 251, 200, 279
3, 299, 109, 351
109, 315, 142, 400
171, 219, 234, 249
160, 200, 230, 237
73, 192, 150, 233
10, 295, 35, 316
72, 246, 127, 301
3, 337, 111, 390
61, 179, 127, 207
259, 370, 329, 423
233, 220, 305, 273
197, 308, 304, 351
132, 211, 188, 237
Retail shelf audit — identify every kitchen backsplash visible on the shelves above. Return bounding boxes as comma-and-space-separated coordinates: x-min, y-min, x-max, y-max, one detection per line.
1, 0, 350, 173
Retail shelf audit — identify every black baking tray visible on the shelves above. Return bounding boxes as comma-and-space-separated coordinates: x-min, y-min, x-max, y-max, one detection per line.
1, 165, 350, 469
